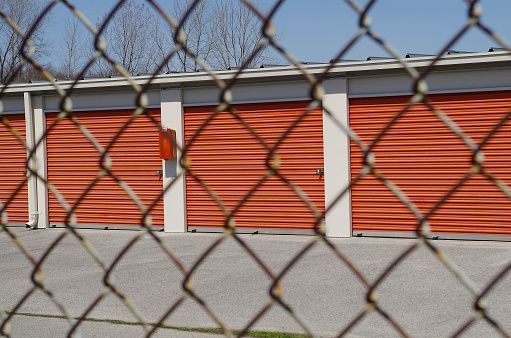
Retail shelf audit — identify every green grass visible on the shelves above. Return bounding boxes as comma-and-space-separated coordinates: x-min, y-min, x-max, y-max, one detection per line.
5, 310, 308, 337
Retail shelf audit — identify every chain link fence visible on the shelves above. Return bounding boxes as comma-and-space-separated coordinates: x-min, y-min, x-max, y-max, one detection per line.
0, 0, 511, 337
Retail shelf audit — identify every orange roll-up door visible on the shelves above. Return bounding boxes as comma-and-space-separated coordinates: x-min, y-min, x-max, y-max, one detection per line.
350, 91, 511, 235
0, 114, 28, 224
184, 101, 325, 231
46, 109, 164, 227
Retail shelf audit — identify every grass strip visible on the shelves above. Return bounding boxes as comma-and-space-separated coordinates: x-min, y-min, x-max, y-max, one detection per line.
6, 310, 308, 337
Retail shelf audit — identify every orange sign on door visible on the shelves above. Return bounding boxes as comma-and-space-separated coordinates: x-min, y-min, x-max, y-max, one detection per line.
159, 128, 176, 160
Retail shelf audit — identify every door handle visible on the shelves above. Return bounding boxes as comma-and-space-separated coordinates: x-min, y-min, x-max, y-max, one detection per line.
316, 168, 324, 175
155, 170, 163, 180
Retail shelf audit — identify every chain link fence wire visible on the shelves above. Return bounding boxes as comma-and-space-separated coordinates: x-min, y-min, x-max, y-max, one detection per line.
0, 0, 510, 337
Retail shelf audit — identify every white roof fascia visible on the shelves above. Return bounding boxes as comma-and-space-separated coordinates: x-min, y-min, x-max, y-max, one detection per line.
2, 50, 510, 94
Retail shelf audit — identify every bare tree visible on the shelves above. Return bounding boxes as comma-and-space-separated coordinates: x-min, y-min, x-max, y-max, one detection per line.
90, 0, 155, 77
174, 0, 215, 72
62, 0, 276, 77
150, 0, 214, 73
0, 0, 46, 83
60, 18, 84, 79
151, 0, 275, 72
150, 14, 175, 74
211, 0, 272, 69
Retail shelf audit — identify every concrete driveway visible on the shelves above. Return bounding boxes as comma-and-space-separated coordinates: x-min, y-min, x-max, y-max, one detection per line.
1, 228, 510, 337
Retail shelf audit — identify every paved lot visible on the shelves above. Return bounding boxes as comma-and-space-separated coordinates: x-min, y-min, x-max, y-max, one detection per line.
0, 228, 510, 337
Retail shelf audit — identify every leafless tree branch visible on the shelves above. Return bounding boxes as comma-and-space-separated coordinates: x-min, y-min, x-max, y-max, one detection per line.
0, 0, 47, 83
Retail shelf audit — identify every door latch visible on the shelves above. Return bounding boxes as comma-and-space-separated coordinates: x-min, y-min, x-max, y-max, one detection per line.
155, 170, 163, 180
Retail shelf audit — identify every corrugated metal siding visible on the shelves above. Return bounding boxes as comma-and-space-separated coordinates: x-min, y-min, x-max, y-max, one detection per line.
350, 91, 511, 235
184, 102, 325, 230
46, 109, 164, 227
0, 114, 28, 223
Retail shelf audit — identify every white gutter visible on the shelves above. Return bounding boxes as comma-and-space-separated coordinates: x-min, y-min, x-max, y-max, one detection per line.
2, 51, 511, 94
23, 92, 38, 229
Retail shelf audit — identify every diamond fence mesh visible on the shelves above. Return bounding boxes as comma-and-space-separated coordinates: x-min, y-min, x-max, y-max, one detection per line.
0, 0, 511, 337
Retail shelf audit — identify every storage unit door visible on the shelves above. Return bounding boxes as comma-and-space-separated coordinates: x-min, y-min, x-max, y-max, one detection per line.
184, 101, 325, 231
46, 109, 164, 227
0, 114, 28, 224
350, 91, 511, 236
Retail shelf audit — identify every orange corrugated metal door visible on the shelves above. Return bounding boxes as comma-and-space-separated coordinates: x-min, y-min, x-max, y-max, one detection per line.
46, 109, 164, 227
350, 91, 511, 235
184, 101, 325, 231
0, 114, 28, 224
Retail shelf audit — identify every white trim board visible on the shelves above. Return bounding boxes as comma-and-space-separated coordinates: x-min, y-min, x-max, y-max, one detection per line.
348, 67, 511, 97
2, 51, 510, 94
35, 66, 511, 109
43, 90, 161, 112
348, 86, 511, 98
43, 104, 162, 113
182, 80, 310, 106
182, 97, 313, 107
1, 95, 25, 114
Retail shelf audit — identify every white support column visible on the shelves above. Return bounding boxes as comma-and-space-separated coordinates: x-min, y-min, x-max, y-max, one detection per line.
322, 78, 351, 238
160, 88, 186, 233
24, 92, 38, 228
33, 95, 48, 229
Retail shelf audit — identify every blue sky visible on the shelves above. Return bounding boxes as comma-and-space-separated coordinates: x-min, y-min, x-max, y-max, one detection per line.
46, 0, 511, 65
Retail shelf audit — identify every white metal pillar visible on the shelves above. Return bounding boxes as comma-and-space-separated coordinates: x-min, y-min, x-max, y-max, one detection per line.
322, 78, 351, 237
23, 92, 37, 228
33, 95, 48, 229
23, 93, 48, 229
160, 88, 186, 233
